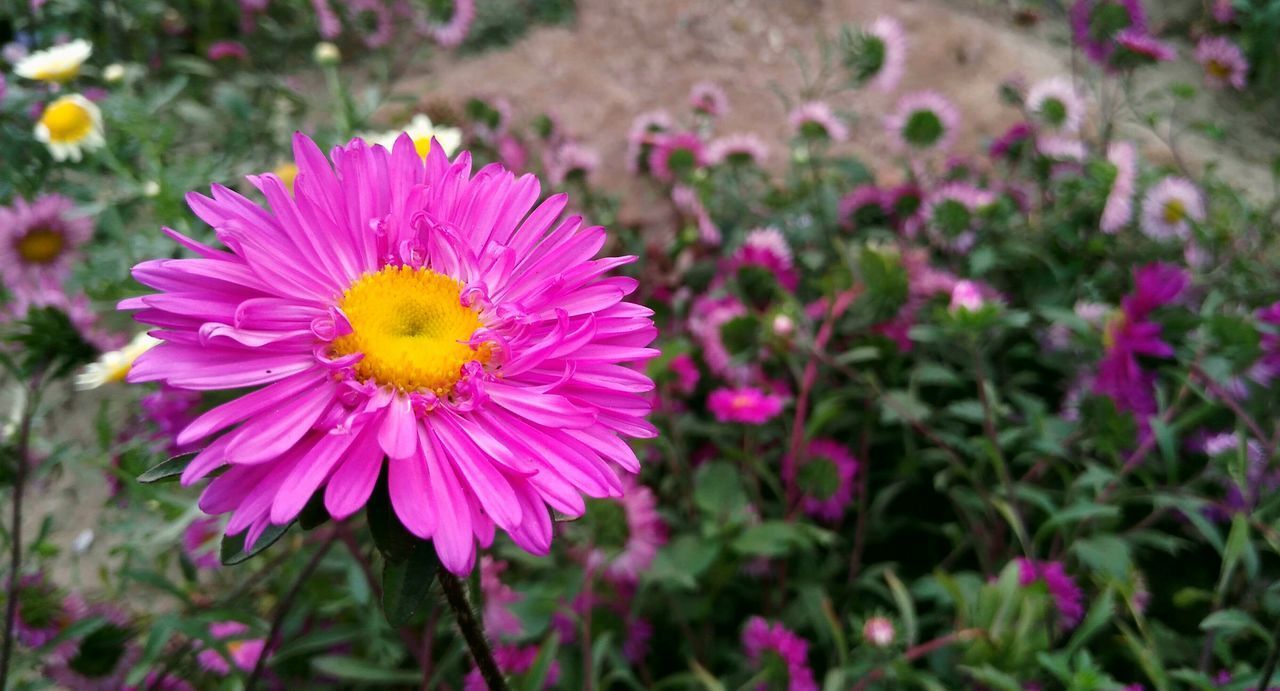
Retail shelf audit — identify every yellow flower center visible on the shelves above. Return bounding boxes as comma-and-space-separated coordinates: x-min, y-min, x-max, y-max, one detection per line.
1207, 60, 1232, 79
332, 265, 491, 394
412, 137, 433, 158
40, 99, 94, 143
273, 163, 299, 192
15, 229, 64, 264
1162, 199, 1186, 225
1102, 310, 1125, 350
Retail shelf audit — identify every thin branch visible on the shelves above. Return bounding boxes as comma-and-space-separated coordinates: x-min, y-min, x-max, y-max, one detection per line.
245, 530, 339, 690
437, 570, 509, 691
0, 373, 41, 690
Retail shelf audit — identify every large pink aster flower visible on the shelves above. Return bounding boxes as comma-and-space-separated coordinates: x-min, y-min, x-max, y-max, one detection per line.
0, 193, 93, 291
121, 133, 658, 575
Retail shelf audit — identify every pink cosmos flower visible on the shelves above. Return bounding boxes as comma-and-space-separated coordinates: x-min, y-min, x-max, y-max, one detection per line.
885, 91, 960, 155
729, 227, 797, 292
708, 386, 785, 424
865, 17, 907, 93
706, 133, 769, 167
464, 643, 560, 691
788, 101, 848, 143
1069, 0, 1147, 66
1194, 36, 1248, 90
121, 133, 658, 575
668, 353, 701, 395
1017, 559, 1084, 629
741, 617, 819, 691
648, 131, 705, 182
196, 621, 266, 674
479, 555, 523, 638
1112, 29, 1177, 66
623, 616, 653, 663
182, 516, 222, 570
206, 41, 249, 62
786, 439, 858, 522
1026, 76, 1087, 133
1140, 176, 1205, 240
0, 193, 93, 291
1101, 141, 1138, 233
584, 476, 666, 583
689, 80, 729, 117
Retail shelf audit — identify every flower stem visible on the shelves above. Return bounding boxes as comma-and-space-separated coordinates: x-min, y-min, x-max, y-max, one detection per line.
437, 569, 510, 691
0, 374, 40, 691
246, 530, 338, 691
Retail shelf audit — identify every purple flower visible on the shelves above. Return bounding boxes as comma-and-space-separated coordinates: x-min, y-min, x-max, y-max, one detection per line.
1069, 0, 1147, 66
742, 617, 819, 691
1017, 559, 1085, 629
1093, 263, 1187, 421
1194, 36, 1248, 90
689, 80, 729, 117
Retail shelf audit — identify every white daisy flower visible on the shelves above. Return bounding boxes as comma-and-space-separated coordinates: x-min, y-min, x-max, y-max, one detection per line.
34, 94, 106, 163
14, 39, 92, 83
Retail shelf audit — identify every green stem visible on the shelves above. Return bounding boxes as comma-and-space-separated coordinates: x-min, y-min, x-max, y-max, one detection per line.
437, 570, 510, 691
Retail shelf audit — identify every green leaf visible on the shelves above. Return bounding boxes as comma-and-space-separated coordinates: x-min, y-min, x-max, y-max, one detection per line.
1071, 535, 1131, 580
1219, 514, 1253, 593
136, 452, 199, 484
520, 633, 561, 691
647, 535, 720, 589
310, 655, 423, 684
1199, 609, 1272, 644
1034, 502, 1120, 540
693, 462, 749, 519
220, 522, 292, 566
732, 521, 808, 557
879, 389, 931, 425
381, 541, 440, 628
884, 570, 918, 645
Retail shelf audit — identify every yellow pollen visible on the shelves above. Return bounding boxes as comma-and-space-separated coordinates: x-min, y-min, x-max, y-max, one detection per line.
39, 99, 94, 144
1102, 311, 1125, 350
1207, 60, 1232, 79
1162, 199, 1186, 225
333, 265, 491, 395
273, 162, 299, 192
15, 229, 64, 264
412, 137, 433, 158
34, 64, 80, 83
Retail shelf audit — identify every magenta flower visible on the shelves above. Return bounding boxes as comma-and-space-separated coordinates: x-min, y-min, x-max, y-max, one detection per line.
206, 40, 248, 61
121, 134, 658, 575
546, 142, 600, 187
625, 110, 673, 174
0, 193, 93, 291
789, 101, 848, 143
864, 16, 907, 93
1194, 36, 1248, 90
1112, 29, 1177, 66
1140, 176, 1204, 240
672, 185, 721, 246
1101, 141, 1138, 233
708, 386, 785, 424
1212, 0, 1235, 23
741, 617, 819, 691
786, 439, 858, 522
669, 353, 701, 395
706, 133, 769, 167
949, 280, 987, 314
479, 555, 523, 638
141, 384, 201, 454
417, 0, 476, 48
1026, 76, 1088, 134
1093, 263, 1187, 420
13, 574, 85, 651
310, 0, 342, 38
924, 182, 994, 253
648, 131, 705, 182
689, 80, 729, 117
689, 295, 752, 383
729, 227, 797, 292
465, 643, 560, 691
1069, 0, 1147, 66
839, 185, 891, 230
582, 476, 666, 583
196, 621, 265, 674
44, 602, 139, 689
182, 517, 222, 570
885, 91, 960, 155
1017, 559, 1084, 629
6, 283, 123, 352
989, 121, 1034, 161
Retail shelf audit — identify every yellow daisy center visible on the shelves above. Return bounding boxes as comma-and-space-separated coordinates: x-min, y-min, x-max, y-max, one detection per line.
1162, 199, 1186, 225
273, 162, 299, 192
40, 99, 94, 144
412, 137, 433, 158
15, 229, 65, 264
333, 265, 491, 394
34, 64, 81, 83
1207, 60, 1232, 79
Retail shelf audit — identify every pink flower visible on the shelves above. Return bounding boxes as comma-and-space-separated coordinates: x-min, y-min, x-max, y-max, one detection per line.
1140, 176, 1205, 240
689, 295, 752, 383
1101, 141, 1138, 233
648, 131, 705, 182
741, 617, 819, 691
788, 101, 848, 143
182, 516, 222, 570
1194, 36, 1248, 90
669, 353, 701, 395
6, 283, 124, 352
496, 134, 527, 172
689, 80, 729, 117
417, 0, 476, 48
13, 574, 85, 651
1212, 0, 1236, 23
1094, 263, 1187, 421
206, 40, 248, 62
865, 17, 907, 93
0, 193, 93, 291
706, 133, 769, 166
839, 185, 891, 230
1112, 29, 1177, 66
729, 227, 797, 292
546, 142, 600, 186
786, 439, 858, 522
465, 644, 560, 690
196, 621, 266, 675
885, 91, 961, 154
1069, 0, 1147, 66
862, 616, 895, 647
989, 121, 1034, 161
625, 110, 673, 174
708, 386, 785, 424
142, 384, 202, 454
924, 182, 994, 253
584, 476, 666, 583
1026, 76, 1088, 133
949, 280, 986, 313
480, 556, 523, 638
1017, 559, 1084, 629
311, 0, 343, 39
121, 133, 658, 575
